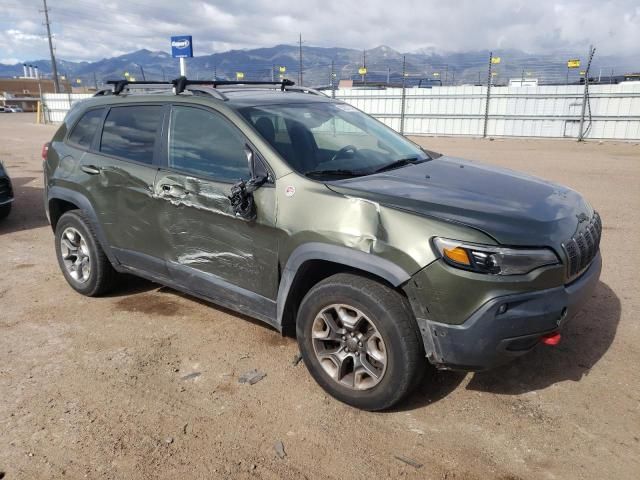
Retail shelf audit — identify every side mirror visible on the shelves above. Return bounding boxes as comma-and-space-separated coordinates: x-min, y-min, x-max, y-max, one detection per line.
228, 145, 268, 221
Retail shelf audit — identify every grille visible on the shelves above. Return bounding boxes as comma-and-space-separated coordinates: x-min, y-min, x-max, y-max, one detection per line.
562, 212, 602, 278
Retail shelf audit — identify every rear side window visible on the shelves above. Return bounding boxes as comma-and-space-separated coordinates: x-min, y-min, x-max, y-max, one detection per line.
168, 106, 249, 181
68, 108, 103, 148
100, 106, 163, 164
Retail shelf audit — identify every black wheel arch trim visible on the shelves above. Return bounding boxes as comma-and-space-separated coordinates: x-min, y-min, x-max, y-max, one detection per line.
47, 186, 120, 267
276, 242, 412, 327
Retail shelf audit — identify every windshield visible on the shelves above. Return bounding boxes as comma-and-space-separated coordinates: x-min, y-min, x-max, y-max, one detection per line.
237, 102, 429, 178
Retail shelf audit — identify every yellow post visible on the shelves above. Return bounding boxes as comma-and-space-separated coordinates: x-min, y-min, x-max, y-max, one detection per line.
36, 101, 41, 124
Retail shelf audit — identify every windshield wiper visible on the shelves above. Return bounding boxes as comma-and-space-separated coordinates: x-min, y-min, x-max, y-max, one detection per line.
305, 169, 365, 178
373, 156, 424, 174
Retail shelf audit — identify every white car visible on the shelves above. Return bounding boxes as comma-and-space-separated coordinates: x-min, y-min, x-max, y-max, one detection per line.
6, 106, 23, 113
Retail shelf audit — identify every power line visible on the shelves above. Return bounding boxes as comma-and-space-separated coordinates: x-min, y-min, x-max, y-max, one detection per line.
41, 0, 60, 93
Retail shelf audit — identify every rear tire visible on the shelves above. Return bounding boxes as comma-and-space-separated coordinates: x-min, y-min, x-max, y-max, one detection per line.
55, 210, 117, 296
296, 273, 425, 411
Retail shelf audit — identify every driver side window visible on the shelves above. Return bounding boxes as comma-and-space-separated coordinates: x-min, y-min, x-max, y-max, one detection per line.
168, 106, 250, 182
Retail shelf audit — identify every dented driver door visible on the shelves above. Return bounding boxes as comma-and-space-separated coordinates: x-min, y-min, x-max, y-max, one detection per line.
154, 105, 279, 321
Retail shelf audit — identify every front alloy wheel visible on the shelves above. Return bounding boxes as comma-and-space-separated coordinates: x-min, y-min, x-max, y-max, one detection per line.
312, 304, 387, 390
297, 273, 426, 411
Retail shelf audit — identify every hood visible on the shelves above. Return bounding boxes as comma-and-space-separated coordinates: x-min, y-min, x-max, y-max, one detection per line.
327, 156, 592, 248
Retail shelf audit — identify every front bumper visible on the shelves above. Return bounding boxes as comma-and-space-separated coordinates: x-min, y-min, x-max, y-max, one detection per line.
413, 251, 602, 371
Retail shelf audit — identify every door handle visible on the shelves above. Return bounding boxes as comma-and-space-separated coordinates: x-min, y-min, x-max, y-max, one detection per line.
81, 165, 101, 175
159, 184, 189, 198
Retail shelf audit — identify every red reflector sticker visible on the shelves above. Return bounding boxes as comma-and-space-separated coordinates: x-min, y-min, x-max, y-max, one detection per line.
541, 332, 562, 346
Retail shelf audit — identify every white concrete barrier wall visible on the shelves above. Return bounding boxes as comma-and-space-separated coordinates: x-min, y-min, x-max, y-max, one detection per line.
42, 93, 93, 123
43, 86, 640, 140
332, 83, 640, 140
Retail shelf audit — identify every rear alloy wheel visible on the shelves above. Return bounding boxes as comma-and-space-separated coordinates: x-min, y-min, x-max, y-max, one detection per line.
55, 210, 117, 296
297, 273, 425, 411
60, 227, 92, 283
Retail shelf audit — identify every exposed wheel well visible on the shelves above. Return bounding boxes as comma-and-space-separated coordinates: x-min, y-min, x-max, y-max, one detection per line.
49, 198, 79, 230
280, 259, 403, 337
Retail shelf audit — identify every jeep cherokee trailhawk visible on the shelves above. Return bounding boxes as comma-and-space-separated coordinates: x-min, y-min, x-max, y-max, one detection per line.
43, 78, 602, 410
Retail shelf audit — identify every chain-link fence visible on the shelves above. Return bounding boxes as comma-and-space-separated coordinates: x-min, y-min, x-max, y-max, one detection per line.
46, 45, 640, 140
110, 46, 636, 88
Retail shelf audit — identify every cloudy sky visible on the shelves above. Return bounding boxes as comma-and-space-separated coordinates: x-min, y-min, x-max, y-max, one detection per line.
1, 0, 639, 64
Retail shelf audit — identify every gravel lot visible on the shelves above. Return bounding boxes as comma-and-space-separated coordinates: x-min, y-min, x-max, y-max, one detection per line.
1, 113, 639, 479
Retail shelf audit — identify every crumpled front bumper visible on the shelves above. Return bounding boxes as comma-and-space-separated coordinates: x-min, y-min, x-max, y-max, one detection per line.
412, 252, 602, 371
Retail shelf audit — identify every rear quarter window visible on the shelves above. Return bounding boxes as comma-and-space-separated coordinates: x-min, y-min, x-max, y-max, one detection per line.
100, 105, 163, 164
67, 108, 104, 148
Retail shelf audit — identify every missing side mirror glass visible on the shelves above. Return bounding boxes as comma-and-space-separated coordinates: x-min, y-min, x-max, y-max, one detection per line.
228, 179, 257, 220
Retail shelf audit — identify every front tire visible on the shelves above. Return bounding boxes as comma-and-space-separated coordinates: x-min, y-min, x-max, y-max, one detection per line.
54, 210, 116, 296
0, 203, 11, 220
296, 273, 425, 411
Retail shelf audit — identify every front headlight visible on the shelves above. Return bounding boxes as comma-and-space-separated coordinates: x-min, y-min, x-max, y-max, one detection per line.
432, 237, 559, 275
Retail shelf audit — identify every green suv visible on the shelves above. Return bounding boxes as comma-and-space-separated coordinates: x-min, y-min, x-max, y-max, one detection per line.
43, 78, 602, 410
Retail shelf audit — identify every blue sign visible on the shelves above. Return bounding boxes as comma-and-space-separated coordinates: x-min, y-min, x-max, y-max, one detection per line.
171, 35, 193, 58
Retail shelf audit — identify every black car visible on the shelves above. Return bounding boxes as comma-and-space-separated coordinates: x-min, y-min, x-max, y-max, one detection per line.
0, 160, 14, 220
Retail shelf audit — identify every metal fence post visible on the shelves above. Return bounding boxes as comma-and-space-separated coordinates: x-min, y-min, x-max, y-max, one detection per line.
483, 51, 493, 138
400, 55, 407, 135
578, 46, 596, 142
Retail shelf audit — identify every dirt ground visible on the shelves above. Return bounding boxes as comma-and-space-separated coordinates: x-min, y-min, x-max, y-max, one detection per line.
1, 113, 639, 480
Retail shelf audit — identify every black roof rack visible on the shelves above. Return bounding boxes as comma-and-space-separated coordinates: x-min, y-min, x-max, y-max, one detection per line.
172, 76, 295, 94
106, 80, 173, 95
103, 77, 296, 96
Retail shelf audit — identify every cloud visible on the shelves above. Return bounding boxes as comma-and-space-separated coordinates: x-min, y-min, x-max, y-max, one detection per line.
1, 0, 638, 62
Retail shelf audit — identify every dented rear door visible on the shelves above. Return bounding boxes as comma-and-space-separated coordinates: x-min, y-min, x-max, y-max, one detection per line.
83, 104, 169, 276
155, 104, 279, 303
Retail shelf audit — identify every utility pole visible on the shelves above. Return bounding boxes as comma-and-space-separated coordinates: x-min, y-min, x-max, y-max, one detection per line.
483, 51, 493, 138
444, 65, 448, 85
387, 67, 391, 85
362, 49, 366, 84
298, 33, 303, 86
271, 64, 275, 82
578, 45, 596, 142
400, 55, 407, 135
41, 0, 60, 93
93, 71, 98, 90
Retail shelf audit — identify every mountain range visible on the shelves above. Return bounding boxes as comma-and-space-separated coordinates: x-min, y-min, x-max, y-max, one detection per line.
1, 44, 639, 87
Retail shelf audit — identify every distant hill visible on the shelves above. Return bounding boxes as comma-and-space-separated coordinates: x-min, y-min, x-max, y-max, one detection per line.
1, 44, 638, 87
